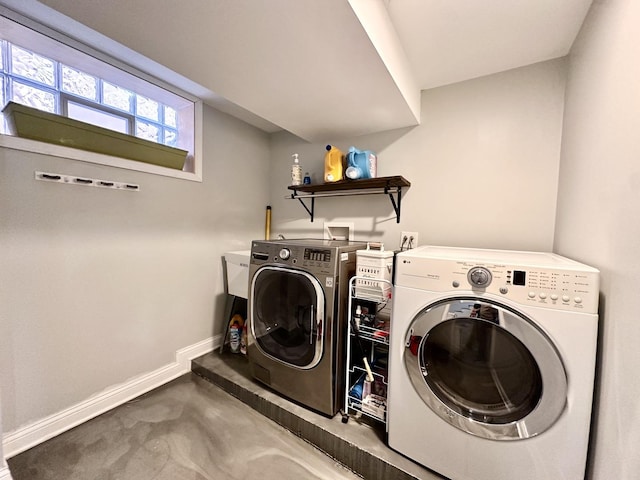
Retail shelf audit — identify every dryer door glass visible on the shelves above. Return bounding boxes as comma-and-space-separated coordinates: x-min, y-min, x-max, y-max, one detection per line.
404, 297, 567, 440
423, 316, 541, 423
251, 266, 324, 369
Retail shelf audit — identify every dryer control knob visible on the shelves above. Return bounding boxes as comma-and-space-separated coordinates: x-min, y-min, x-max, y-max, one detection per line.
278, 248, 291, 260
468, 267, 492, 288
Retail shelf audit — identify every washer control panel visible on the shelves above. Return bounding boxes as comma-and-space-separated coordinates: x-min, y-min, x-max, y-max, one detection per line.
278, 248, 291, 260
250, 242, 335, 275
396, 254, 599, 314
303, 248, 332, 263
467, 266, 492, 288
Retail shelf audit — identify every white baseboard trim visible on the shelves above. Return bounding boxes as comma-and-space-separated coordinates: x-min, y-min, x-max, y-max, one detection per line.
3, 335, 219, 460
0, 464, 13, 480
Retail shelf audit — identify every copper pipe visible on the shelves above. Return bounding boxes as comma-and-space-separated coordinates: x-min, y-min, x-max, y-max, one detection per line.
265, 205, 272, 240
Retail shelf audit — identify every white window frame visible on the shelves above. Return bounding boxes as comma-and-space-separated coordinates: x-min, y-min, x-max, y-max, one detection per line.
0, 4, 203, 182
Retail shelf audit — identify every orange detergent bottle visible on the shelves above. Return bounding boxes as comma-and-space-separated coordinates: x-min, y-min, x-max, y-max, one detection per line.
324, 145, 344, 182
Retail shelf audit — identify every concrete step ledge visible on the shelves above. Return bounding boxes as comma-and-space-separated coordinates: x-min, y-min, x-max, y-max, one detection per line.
192, 352, 439, 480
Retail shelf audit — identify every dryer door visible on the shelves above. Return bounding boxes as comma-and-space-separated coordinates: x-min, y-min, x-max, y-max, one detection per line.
250, 266, 324, 369
404, 297, 567, 440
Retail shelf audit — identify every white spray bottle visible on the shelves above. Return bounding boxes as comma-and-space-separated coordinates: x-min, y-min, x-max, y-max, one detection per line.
291, 153, 302, 186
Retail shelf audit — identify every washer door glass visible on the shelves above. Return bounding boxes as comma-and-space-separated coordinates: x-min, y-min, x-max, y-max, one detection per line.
404, 298, 567, 440
251, 266, 324, 369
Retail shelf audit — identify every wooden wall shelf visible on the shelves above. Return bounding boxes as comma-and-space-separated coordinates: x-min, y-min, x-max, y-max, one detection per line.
287, 175, 410, 223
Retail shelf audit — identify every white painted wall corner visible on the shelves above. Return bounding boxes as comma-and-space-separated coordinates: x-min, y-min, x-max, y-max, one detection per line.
0, 464, 13, 480
2, 335, 219, 460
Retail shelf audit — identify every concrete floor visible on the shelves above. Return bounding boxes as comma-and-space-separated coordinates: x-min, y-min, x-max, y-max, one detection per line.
7, 374, 362, 480
192, 352, 440, 480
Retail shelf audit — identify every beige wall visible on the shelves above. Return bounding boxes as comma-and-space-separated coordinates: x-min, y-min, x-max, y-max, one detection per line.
269, 59, 566, 253
1, 58, 569, 465
0, 105, 269, 433
555, 1, 640, 478
0, 395, 6, 477
5, 5, 638, 476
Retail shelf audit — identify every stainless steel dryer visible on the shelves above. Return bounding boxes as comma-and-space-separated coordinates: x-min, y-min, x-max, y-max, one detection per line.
247, 239, 366, 416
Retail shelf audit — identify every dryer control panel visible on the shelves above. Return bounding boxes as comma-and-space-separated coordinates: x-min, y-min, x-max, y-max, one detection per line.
395, 247, 600, 314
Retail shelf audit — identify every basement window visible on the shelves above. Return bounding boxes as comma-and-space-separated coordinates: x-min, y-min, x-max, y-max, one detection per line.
0, 12, 201, 180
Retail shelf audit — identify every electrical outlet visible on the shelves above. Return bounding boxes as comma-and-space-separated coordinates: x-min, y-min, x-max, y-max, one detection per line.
400, 231, 419, 250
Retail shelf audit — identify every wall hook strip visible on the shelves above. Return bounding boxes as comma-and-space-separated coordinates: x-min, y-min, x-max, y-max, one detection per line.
35, 171, 140, 191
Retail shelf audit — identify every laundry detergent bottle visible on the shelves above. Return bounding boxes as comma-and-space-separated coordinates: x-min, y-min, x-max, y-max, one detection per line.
324, 145, 344, 182
228, 314, 244, 353
345, 147, 376, 180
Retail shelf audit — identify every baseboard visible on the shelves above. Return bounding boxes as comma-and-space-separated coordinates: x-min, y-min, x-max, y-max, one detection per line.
3, 335, 219, 459
0, 464, 13, 480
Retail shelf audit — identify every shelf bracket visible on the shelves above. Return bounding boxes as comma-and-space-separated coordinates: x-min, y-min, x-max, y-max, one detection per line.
385, 186, 402, 223
292, 193, 315, 222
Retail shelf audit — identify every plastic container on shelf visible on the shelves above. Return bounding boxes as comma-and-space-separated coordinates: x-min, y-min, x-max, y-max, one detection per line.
355, 243, 394, 301
291, 153, 302, 186
324, 144, 344, 182
345, 146, 377, 180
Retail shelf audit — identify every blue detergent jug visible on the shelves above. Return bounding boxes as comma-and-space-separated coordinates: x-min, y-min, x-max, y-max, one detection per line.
345, 147, 377, 180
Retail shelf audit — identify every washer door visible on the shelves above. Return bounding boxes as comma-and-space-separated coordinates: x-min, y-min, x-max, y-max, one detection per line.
404, 297, 567, 440
250, 266, 324, 369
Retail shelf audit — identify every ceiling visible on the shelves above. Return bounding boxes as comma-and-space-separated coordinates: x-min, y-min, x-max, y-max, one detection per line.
1, 0, 593, 143
386, 0, 593, 90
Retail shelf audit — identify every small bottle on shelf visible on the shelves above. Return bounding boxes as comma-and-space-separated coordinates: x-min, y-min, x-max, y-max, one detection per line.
291, 153, 302, 186
354, 305, 362, 331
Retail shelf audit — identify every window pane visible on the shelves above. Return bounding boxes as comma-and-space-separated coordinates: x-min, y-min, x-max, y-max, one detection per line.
0, 41, 4, 70
0, 77, 5, 134
103, 82, 132, 112
12, 80, 56, 112
136, 95, 158, 121
164, 128, 177, 147
136, 119, 159, 142
11, 45, 55, 86
164, 105, 176, 127
68, 100, 129, 133
61, 65, 97, 101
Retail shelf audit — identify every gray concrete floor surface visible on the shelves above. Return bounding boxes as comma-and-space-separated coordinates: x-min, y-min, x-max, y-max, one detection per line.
191, 352, 440, 480
8, 374, 363, 480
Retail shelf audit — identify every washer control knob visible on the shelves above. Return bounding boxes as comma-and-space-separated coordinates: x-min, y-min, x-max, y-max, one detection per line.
499, 287, 508, 294
562, 295, 571, 302
468, 267, 492, 288
278, 248, 291, 260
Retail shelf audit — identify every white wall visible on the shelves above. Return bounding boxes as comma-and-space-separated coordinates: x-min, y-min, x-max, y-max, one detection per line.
0, 105, 269, 437
0, 394, 7, 479
555, 1, 640, 478
269, 59, 566, 253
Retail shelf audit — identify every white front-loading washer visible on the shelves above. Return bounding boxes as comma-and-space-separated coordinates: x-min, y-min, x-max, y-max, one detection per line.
387, 245, 599, 480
